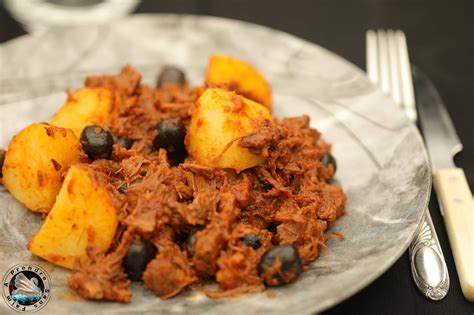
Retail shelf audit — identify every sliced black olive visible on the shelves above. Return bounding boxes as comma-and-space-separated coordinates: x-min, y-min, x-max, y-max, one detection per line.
118, 183, 128, 194
241, 233, 262, 250
123, 239, 157, 282
116, 136, 134, 150
0, 149, 6, 179
320, 152, 337, 173
80, 125, 114, 160
153, 118, 186, 159
258, 245, 303, 286
185, 232, 197, 257
156, 66, 186, 87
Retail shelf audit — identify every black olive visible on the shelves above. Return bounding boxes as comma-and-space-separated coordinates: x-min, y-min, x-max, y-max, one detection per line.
185, 232, 197, 256
118, 183, 128, 194
320, 152, 337, 173
258, 245, 303, 286
241, 233, 262, 250
153, 119, 186, 158
259, 180, 272, 191
123, 239, 157, 282
0, 149, 6, 179
116, 136, 134, 150
266, 223, 278, 233
156, 66, 186, 87
80, 125, 114, 160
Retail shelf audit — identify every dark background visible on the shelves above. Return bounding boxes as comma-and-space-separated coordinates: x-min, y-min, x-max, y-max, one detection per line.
0, 1, 473, 314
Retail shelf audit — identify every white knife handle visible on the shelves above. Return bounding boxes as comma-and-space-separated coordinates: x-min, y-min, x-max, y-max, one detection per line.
433, 168, 474, 302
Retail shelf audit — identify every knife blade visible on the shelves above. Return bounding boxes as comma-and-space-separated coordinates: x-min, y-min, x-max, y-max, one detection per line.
413, 67, 474, 302
414, 68, 463, 170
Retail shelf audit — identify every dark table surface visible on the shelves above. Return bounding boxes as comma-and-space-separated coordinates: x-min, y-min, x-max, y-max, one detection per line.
1, 1, 473, 314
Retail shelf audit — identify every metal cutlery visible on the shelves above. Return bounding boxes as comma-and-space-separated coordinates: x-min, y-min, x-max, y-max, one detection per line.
414, 66, 474, 302
366, 29, 449, 300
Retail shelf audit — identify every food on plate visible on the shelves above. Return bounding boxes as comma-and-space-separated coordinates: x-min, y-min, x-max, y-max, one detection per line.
186, 88, 273, 172
27, 163, 119, 269
2, 55, 345, 302
50, 87, 121, 137
2, 123, 82, 212
206, 54, 272, 108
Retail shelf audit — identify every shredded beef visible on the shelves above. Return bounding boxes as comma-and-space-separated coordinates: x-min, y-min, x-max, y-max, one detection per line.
68, 66, 346, 302
143, 240, 197, 299
68, 229, 134, 303
213, 224, 272, 292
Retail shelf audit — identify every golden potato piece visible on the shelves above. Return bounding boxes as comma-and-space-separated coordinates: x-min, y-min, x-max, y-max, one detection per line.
28, 164, 119, 269
2, 123, 82, 213
186, 88, 273, 172
50, 87, 120, 136
206, 54, 272, 108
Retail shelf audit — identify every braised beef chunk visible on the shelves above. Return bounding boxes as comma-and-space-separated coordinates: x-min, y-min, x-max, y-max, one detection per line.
68, 66, 346, 302
211, 224, 272, 295
85, 65, 141, 97
143, 242, 197, 299
192, 193, 239, 276
68, 229, 134, 303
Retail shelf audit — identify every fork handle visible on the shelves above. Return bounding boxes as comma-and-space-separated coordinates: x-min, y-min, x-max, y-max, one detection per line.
433, 168, 474, 302
409, 211, 449, 300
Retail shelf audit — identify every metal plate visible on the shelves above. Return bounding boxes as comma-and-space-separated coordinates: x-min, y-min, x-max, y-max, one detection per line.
0, 14, 431, 314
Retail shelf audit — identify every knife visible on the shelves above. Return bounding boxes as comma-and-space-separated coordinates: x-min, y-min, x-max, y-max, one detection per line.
414, 67, 474, 302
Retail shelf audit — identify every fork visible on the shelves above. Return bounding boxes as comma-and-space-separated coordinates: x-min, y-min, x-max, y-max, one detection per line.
366, 29, 449, 300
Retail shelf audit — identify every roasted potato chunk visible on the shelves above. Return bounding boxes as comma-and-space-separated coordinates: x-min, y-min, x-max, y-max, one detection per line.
206, 54, 272, 108
50, 87, 121, 136
186, 88, 273, 172
2, 123, 81, 213
28, 164, 119, 269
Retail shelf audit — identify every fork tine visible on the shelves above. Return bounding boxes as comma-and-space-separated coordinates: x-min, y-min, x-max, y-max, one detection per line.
387, 30, 402, 106
396, 30, 417, 122
366, 30, 379, 84
377, 30, 391, 94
